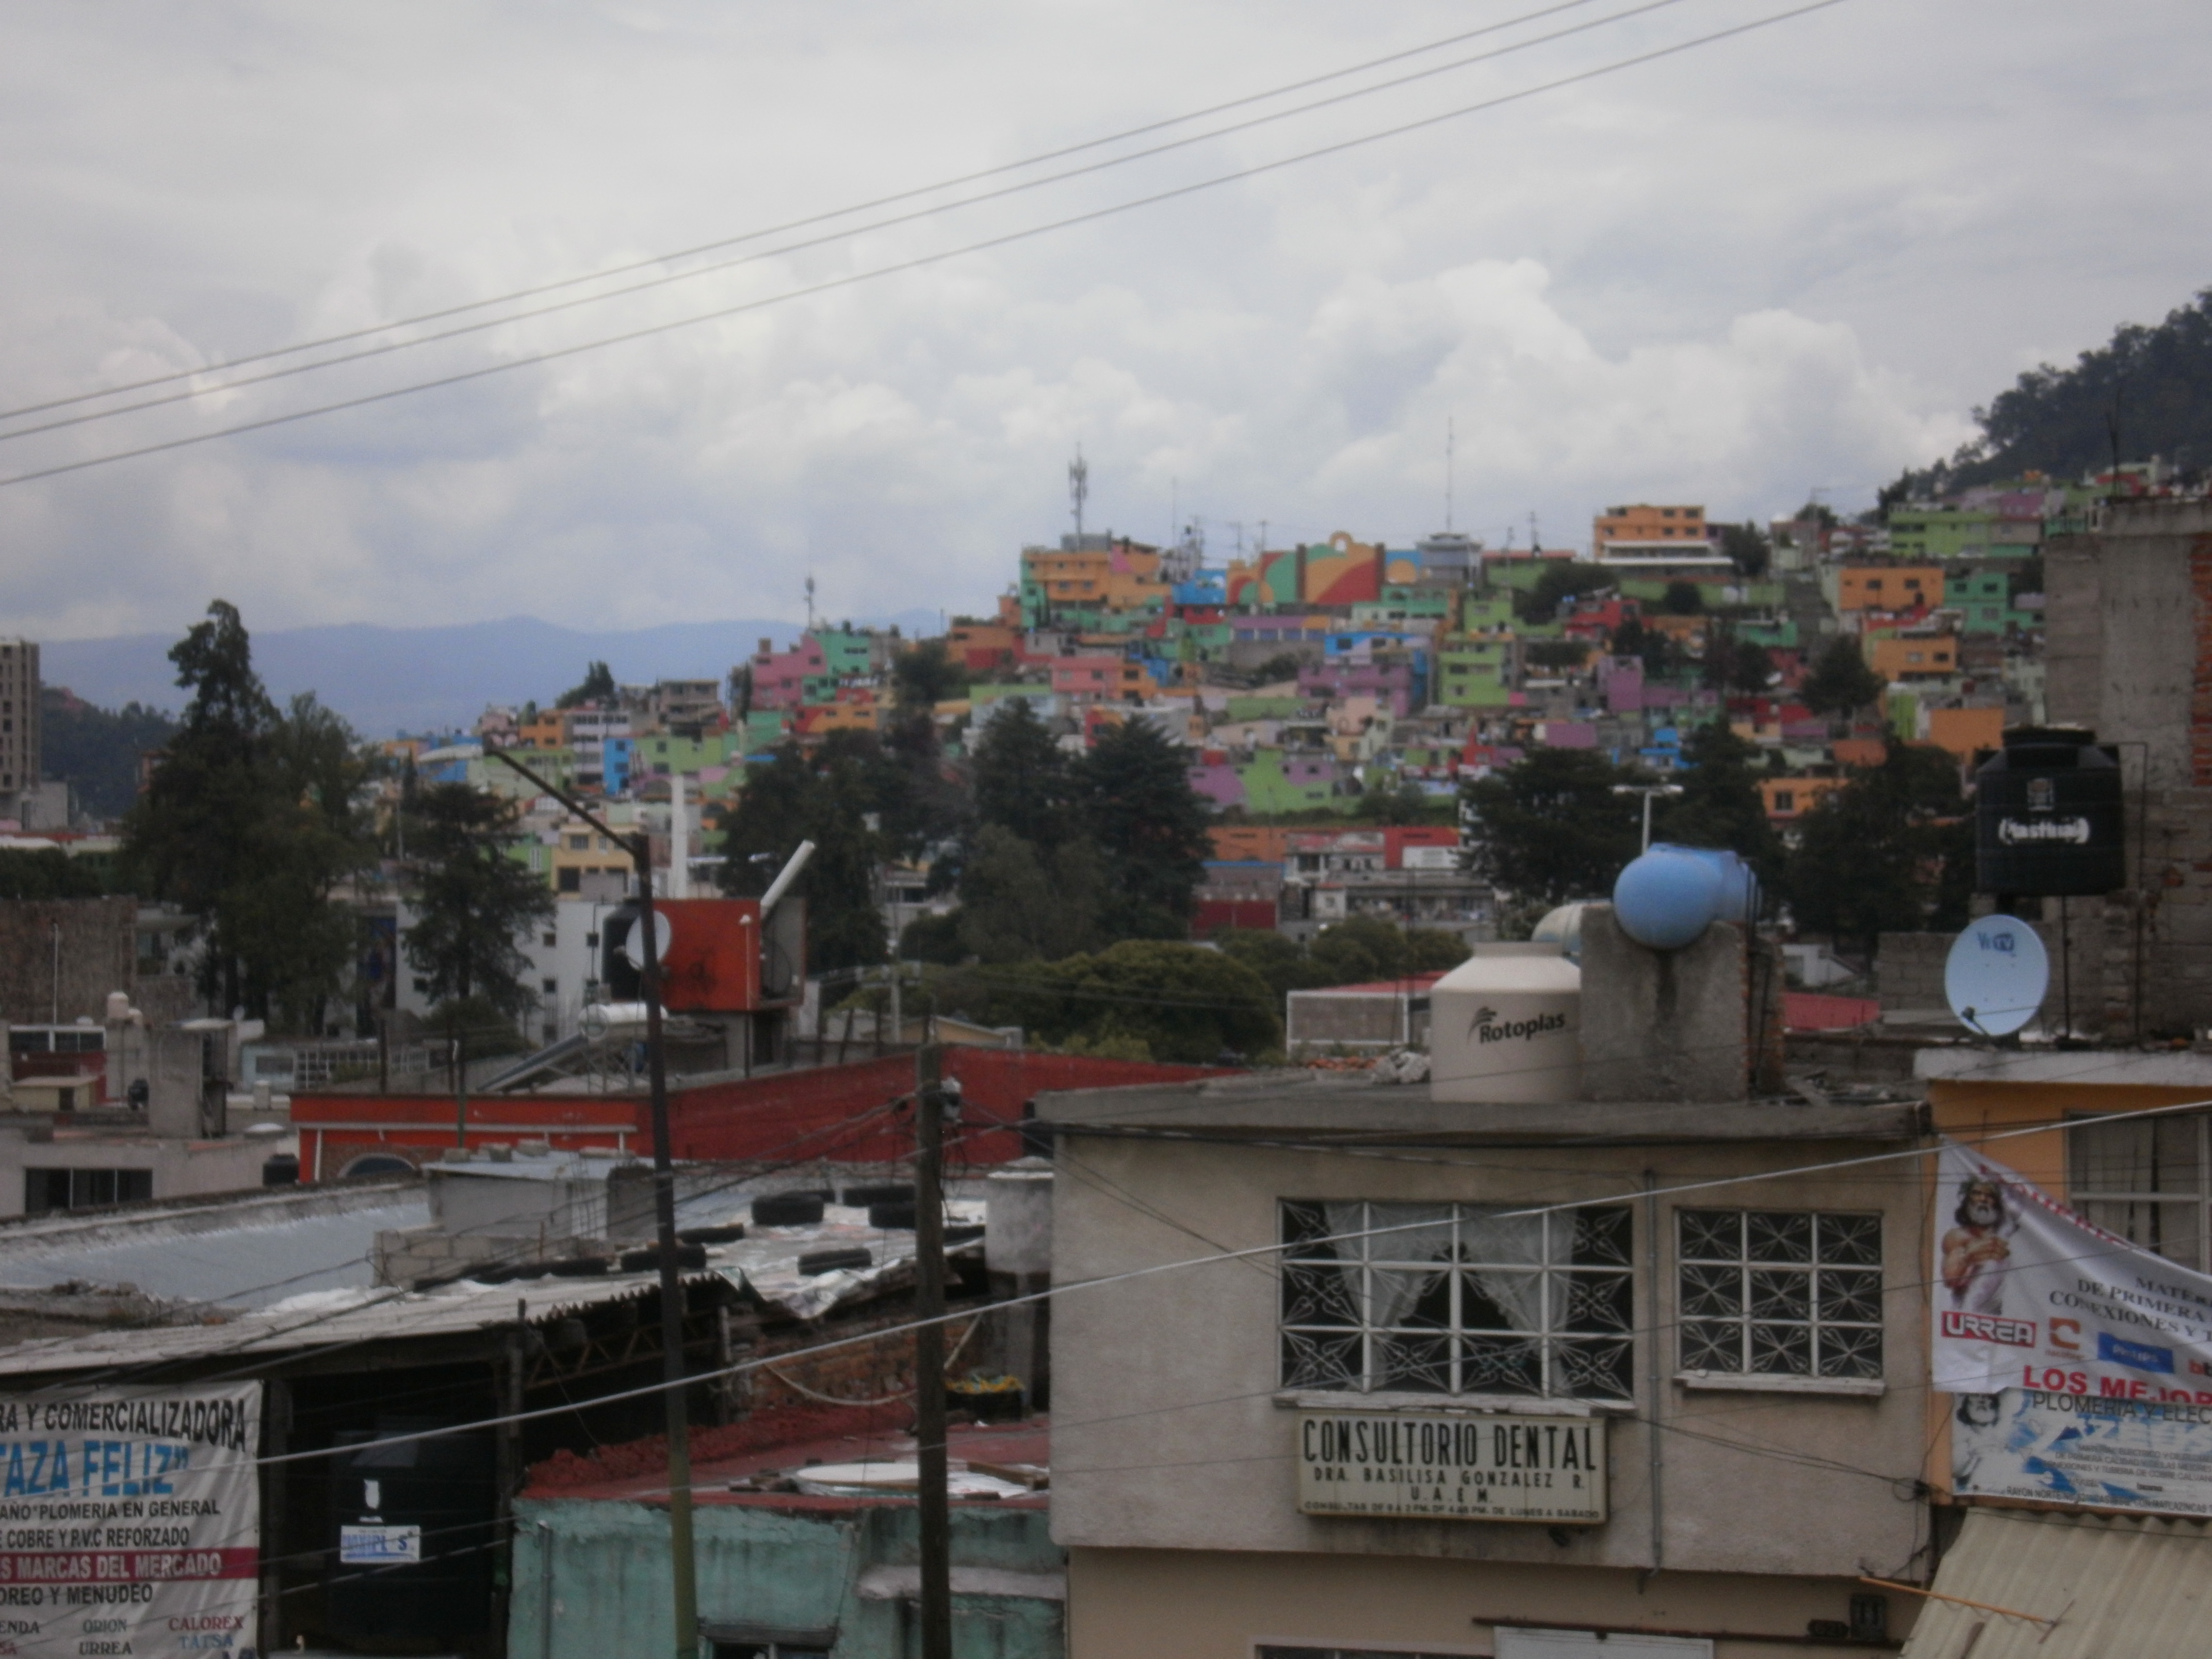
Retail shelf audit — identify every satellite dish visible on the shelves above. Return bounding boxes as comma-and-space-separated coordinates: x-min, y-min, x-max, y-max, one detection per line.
620, 910, 674, 973
1944, 915, 2049, 1037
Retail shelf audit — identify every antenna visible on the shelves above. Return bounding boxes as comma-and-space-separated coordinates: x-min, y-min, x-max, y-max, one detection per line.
1445, 416, 1456, 533
1257, 518, 1268, 555
1169, 476, 1177, 549
804, 573, 816, 631
1068, 445, 1089, 541
1943, 915, 2050, 1039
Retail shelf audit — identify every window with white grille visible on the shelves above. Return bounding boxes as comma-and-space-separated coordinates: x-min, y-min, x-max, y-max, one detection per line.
1676, 1210, 1883, 1380
1279, 1200, 1634, 1401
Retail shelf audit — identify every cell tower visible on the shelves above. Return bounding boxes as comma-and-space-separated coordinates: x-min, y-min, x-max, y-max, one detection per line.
1445, 416, 1456, 533
804, 573, 817, 631
1068, 446, 1089, 542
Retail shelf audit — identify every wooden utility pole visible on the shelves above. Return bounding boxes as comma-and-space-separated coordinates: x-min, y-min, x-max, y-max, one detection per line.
914, 1043, 953, 1659
485, 749, 698, 1659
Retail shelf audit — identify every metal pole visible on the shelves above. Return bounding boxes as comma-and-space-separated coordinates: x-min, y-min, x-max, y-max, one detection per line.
914, 1043, 952, 1659
636, 831, 701, 1659
479, 747, 698, 1659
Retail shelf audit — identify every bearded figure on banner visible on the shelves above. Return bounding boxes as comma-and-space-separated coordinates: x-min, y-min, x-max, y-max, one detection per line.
1941, 1175, 2015, 1314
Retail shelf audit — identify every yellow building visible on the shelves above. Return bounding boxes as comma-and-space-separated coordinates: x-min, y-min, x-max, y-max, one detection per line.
1593, 502, 1708, 553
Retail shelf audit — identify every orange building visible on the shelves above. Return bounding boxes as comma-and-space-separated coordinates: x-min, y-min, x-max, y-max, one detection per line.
1593, 503, 1708, 554
1925, 704, 2005, 760
1022, 541, 1170, 617
1759, 774, 1848, 820
1870, 632, 1959, 682
1207, 825, 1294, 865
1837, 565, 1943, 612
947, 619, 1020, 675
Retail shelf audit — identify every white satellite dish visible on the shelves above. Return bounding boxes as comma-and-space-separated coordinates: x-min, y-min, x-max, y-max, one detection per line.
1943, 915, 2050, 1038
620, 910, 674, 973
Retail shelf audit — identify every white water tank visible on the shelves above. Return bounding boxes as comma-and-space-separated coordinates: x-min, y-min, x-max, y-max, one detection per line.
1429, 944, 1582, 1104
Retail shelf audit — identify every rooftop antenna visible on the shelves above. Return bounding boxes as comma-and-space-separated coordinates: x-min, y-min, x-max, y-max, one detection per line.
804, 573, 816, 632
1069, 445, 1089, 541
1445, 416, 1456, 533
1528, 510, 1540, 552
1169, 476, 1177, 548
1258, 518, 1269, 554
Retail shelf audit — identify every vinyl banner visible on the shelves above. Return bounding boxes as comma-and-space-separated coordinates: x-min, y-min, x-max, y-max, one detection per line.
1933, 1140, 2212, 1401
0, 1382, 261, 1659
1951, 1387, 2212, 1517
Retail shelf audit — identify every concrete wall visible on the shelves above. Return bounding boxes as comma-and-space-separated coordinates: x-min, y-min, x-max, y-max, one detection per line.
0, 897, 136, 1026
511, 1494, 1063, 1659
0, 1126, 275, 1219
1047, 1132, 1927, 1584
1065, 1547, 1920, 1659
1581, 910, 1777, 1102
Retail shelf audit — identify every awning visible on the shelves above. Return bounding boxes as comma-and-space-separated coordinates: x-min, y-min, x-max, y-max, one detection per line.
1898, 1508, 2210, 1659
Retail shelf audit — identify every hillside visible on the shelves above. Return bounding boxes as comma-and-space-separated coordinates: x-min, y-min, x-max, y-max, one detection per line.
1897, 286, 2212, 495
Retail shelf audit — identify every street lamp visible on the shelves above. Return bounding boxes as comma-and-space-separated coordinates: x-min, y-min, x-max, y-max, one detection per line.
1612, 782, 1684, 853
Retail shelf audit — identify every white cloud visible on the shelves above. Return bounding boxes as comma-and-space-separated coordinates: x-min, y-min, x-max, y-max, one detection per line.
0, 0, 2203, 642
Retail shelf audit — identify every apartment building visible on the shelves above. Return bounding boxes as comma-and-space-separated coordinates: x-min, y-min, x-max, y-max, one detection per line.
0, 638, 38, 796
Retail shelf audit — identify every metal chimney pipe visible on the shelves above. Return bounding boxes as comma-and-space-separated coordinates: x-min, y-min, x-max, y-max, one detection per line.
757, 839, 816, 919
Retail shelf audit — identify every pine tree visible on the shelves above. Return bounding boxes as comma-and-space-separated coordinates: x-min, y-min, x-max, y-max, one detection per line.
1076, 718, 1212, 937
401, 783, 557, 1020
970, 698, 1072, 850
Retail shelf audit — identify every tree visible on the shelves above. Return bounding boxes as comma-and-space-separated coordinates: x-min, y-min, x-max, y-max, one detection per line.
1799, 635, 1886, 718
400, 783, 556, 1021
955, 825, 1103, 963
1719, 521, 1770, 579
943, 940, 1280, 1063
0, 847, 106, 899
122, 603, 376, 1030
40, 689, 177, 822
970, 698, 1072, 850
1785, 742, 1972, 955
555, 661, 617, 709
892, 639, 967, 711
1461, 749, 1642, 908
1611, 615, 1678, 676
1524, 640, 1590, 672
1519, 563, 1614, 623
1250, 652, 1307, 688
714, 740, 889, 973
1662, 580, 1704, 615
1076, 719, 1212, 938
1654, 721, 1785, 896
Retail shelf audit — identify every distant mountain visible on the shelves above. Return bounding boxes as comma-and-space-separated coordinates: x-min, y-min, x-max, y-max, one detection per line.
40, 610, 942, 738
1896, 286, 2212, 497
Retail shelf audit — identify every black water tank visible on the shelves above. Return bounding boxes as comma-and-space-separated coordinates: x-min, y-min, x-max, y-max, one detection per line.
262, 1154, 299, 1186
1975, 727, 2127, 896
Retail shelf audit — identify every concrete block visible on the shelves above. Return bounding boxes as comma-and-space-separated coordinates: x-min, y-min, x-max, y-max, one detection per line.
1579, 906, 1751, 1103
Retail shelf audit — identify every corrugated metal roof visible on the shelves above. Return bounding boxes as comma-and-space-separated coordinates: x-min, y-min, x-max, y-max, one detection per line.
1898, 1507, 2212, 1659
0, 1203, 979, 1378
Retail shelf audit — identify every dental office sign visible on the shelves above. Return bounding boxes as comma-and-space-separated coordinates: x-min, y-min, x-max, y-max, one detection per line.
0, 1382, 261, 1658
1933, 1141, 2212, 1402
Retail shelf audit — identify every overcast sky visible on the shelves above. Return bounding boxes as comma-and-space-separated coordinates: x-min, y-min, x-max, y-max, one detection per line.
1, 0, 2205, 644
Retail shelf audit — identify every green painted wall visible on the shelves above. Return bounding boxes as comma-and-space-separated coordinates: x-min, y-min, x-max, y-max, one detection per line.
511, 1495, 1064, 1659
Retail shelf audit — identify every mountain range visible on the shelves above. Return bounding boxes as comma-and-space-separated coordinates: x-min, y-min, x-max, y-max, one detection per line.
41, 610, 940, 738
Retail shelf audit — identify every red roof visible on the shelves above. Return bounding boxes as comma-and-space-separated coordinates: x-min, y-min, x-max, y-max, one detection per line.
1784, 991, 1880, 1032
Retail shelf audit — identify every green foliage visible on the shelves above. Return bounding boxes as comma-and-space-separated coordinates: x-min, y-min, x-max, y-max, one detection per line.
1654, 721, 1785, 896
714, 738, 889, 973
400, 783, 557, 1020
1719, 521, 1770, 579
1662, 580, 1704, 615
897, 909, 967, 966
1357, 778, 1443, 825
555, 661, 617, 709
0, 847, 107, 899
122, 604, 377, 1031
40, 689, 176, 822
422, 994, 529, 1062
1610, 616, 1678, 676
1077, 719, 1212, 937
1897, 287, 2212, 491
1517, 562, 1614, 623
1701, 630, 1773, 694
970, 699, 1072, 850
1214, 919, 1468, 1004
892, 639, 967, 711
931, 939, 1280, 1063
1785, 742, 1972, 952
955, 826, 1103, 963
1250, 652, 1309, 687
1799, 635, 1886, 717
1461, 749, 1642, 907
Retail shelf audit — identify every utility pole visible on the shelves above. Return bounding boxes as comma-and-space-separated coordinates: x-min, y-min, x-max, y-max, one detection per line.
914, 1043, 953, 1659
486, 749, 698, 1659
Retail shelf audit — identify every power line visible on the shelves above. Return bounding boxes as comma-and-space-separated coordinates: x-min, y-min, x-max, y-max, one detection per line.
242, 1088, 2212, 1470
0, 0, 1632, 425
0, 0, 1853, 493
0, 0, 1690, 443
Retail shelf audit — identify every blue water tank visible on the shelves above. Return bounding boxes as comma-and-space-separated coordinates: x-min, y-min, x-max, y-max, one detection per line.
1612, 844, 1759, 950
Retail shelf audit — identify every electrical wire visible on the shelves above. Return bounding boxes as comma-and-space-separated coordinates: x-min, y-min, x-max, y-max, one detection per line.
0, 0, 1702, 445
0, 0, 1630, 424
0, 0, 1853, 493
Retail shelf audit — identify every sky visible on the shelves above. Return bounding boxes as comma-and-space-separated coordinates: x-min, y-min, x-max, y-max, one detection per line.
1, 0, 2206, 645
